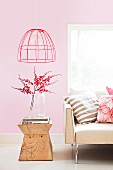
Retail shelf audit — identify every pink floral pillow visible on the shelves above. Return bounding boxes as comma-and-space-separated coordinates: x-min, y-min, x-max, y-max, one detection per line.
106, 86, 113, 95
97, 95, 113, 123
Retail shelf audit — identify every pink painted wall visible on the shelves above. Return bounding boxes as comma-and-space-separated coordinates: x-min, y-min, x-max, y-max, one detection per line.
0, 0, 113, 133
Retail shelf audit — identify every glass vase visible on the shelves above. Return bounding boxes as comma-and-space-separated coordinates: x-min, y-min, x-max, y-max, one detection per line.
34, 92, 46, 117
28, 94, 35, 118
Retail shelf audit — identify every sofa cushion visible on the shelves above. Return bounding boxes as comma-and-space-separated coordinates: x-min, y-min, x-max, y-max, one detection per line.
76, 123, 113, 144
64, 91, 99, 124
97, 95, 113, 123
106, 86, 113, 95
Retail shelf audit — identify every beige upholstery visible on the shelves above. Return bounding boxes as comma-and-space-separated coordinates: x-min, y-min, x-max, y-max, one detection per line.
64, 103, 75, 144
76, 123, 113, 144
64, 102, 113, 145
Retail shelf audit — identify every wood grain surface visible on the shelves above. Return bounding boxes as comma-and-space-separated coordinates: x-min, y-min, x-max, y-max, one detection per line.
18, 123, 53, 161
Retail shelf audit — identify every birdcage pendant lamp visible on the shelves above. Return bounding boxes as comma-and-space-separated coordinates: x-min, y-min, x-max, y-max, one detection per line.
17, 29, 56, 63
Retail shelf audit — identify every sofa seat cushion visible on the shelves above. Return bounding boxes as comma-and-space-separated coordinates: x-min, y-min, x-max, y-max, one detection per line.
75, 123, 113, 144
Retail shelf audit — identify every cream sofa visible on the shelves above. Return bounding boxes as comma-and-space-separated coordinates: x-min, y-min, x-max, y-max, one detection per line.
64, 102, 113, 163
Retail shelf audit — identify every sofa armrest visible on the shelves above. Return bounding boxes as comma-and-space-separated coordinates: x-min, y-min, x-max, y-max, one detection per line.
64, 102, 75, 144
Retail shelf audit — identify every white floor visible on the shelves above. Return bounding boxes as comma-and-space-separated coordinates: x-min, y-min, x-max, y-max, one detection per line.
0, 144, 113, 170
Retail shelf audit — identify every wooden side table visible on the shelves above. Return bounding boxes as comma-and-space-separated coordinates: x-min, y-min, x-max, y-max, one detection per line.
18, 122, 53, 161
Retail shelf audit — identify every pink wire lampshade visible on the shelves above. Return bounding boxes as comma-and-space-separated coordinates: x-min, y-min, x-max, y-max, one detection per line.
17, 29, 56, 63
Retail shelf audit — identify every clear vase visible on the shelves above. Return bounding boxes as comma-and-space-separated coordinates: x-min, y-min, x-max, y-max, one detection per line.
34, 92, 46, 117
28, 94, 35, 118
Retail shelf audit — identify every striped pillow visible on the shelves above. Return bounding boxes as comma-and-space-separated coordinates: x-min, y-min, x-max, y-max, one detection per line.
65, 91, 99, 124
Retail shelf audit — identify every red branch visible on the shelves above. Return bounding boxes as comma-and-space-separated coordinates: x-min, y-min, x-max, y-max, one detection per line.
12, 69, 61, 95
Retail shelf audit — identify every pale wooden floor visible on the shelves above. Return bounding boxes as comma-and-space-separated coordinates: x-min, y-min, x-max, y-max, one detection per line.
0, 144, 113, 170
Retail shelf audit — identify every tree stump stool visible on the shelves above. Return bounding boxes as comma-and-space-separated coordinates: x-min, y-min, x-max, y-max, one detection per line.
18, 123, 53, 161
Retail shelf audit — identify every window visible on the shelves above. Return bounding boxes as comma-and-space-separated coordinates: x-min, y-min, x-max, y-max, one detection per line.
68, 25, 113, 92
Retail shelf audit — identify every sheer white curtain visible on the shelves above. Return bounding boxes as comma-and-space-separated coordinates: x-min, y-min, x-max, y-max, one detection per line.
69, 25, 113, 92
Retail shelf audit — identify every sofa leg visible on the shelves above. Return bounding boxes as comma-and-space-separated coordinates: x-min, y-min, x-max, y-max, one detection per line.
75, 144, 78, 164
71, 144, 74, 158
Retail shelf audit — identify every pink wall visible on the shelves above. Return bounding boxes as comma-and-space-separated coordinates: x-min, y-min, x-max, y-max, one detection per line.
0, 0, 113, 133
